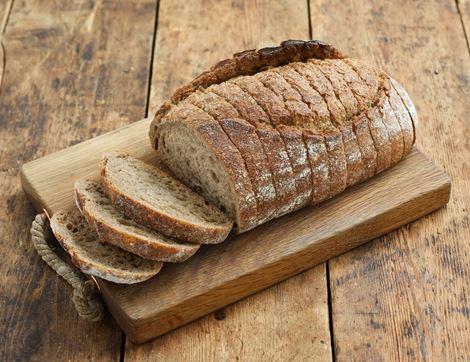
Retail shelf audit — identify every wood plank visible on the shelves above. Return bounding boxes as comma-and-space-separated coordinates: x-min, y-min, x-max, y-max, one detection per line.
0, 0, 157, 359
310, 0, 470, 359
125, 264, 331, 360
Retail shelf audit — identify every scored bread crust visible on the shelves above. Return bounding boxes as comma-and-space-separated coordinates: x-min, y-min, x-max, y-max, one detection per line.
74, 179, 200, 262
149, 40, 418, 231
171, 40, 345, 103
100, 149, 235, 242
50, 210, 163, 284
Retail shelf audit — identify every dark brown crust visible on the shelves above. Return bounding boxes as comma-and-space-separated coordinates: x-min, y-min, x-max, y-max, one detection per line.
255, 126, 297, 216
230, 76, 308, 212
255, 71, 313, 209
290, 61, 346, 125
341, 123, 365, 186
277, 125, 313, 209
171, 40, 345, 103
273, 65, 347, 198
156, 104, 258, 233
74, 180, 200, 262
230, 76, 291, 126
325, 59, 381, 185
380, 93, 404, 165
273, 65, 331, 129
324, 131, 348, 196
330, 59, 377, 107
100, 149, 234, 243
209, 82, 271, 126
366, 102, 392, 173
343, 58, 381, 98
310, 59, 360, 121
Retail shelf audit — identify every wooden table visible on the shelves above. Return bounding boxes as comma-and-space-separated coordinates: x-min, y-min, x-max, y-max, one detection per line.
1, 0, 468, 360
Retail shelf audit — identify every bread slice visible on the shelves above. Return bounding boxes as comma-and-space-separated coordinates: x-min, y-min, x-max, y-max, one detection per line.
101, 151, 233, 243
74, 179, 200, 262
156, 103, 258, 233
50, 210, 163, 284
387, 82, 414, 155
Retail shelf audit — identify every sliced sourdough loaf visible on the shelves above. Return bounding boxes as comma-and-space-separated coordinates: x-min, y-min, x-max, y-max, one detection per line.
74, 179, 200, 262
100, 151, 233, 243
149, 40, 418, 232
50, 210, 162, 284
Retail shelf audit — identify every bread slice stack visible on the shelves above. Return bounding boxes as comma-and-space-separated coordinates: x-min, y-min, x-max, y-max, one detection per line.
50, 152, 233, 283
50, 40, 418, 284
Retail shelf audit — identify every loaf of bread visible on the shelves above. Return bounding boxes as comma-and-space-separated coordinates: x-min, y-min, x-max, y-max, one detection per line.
149, 40, 418, 233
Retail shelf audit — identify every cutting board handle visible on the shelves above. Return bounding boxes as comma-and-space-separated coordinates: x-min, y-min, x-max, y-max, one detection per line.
30, 213, 104, 322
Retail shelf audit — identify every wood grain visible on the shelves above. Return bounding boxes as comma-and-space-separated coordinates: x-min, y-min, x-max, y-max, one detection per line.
310, 0, 470, 360
125, 264, 331, 360
458, 0, 470, 52
0, 0, 157, 360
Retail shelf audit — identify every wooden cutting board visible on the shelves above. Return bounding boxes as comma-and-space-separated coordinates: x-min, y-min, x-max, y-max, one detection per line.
21, 118, 451, 344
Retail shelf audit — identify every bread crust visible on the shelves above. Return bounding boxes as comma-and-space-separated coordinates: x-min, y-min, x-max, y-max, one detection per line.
353, 114, 378, 181
171, 40, 345, 103
255, 71, 313, 209
74, 179, 200, 262
387, 79, 415, 154
366, 101, 392, 173
218, 118, 277, 223
290, 61, 346, 124
380, 91, 405, 165
101, 146, 234, 242
303, 130, 331, 203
